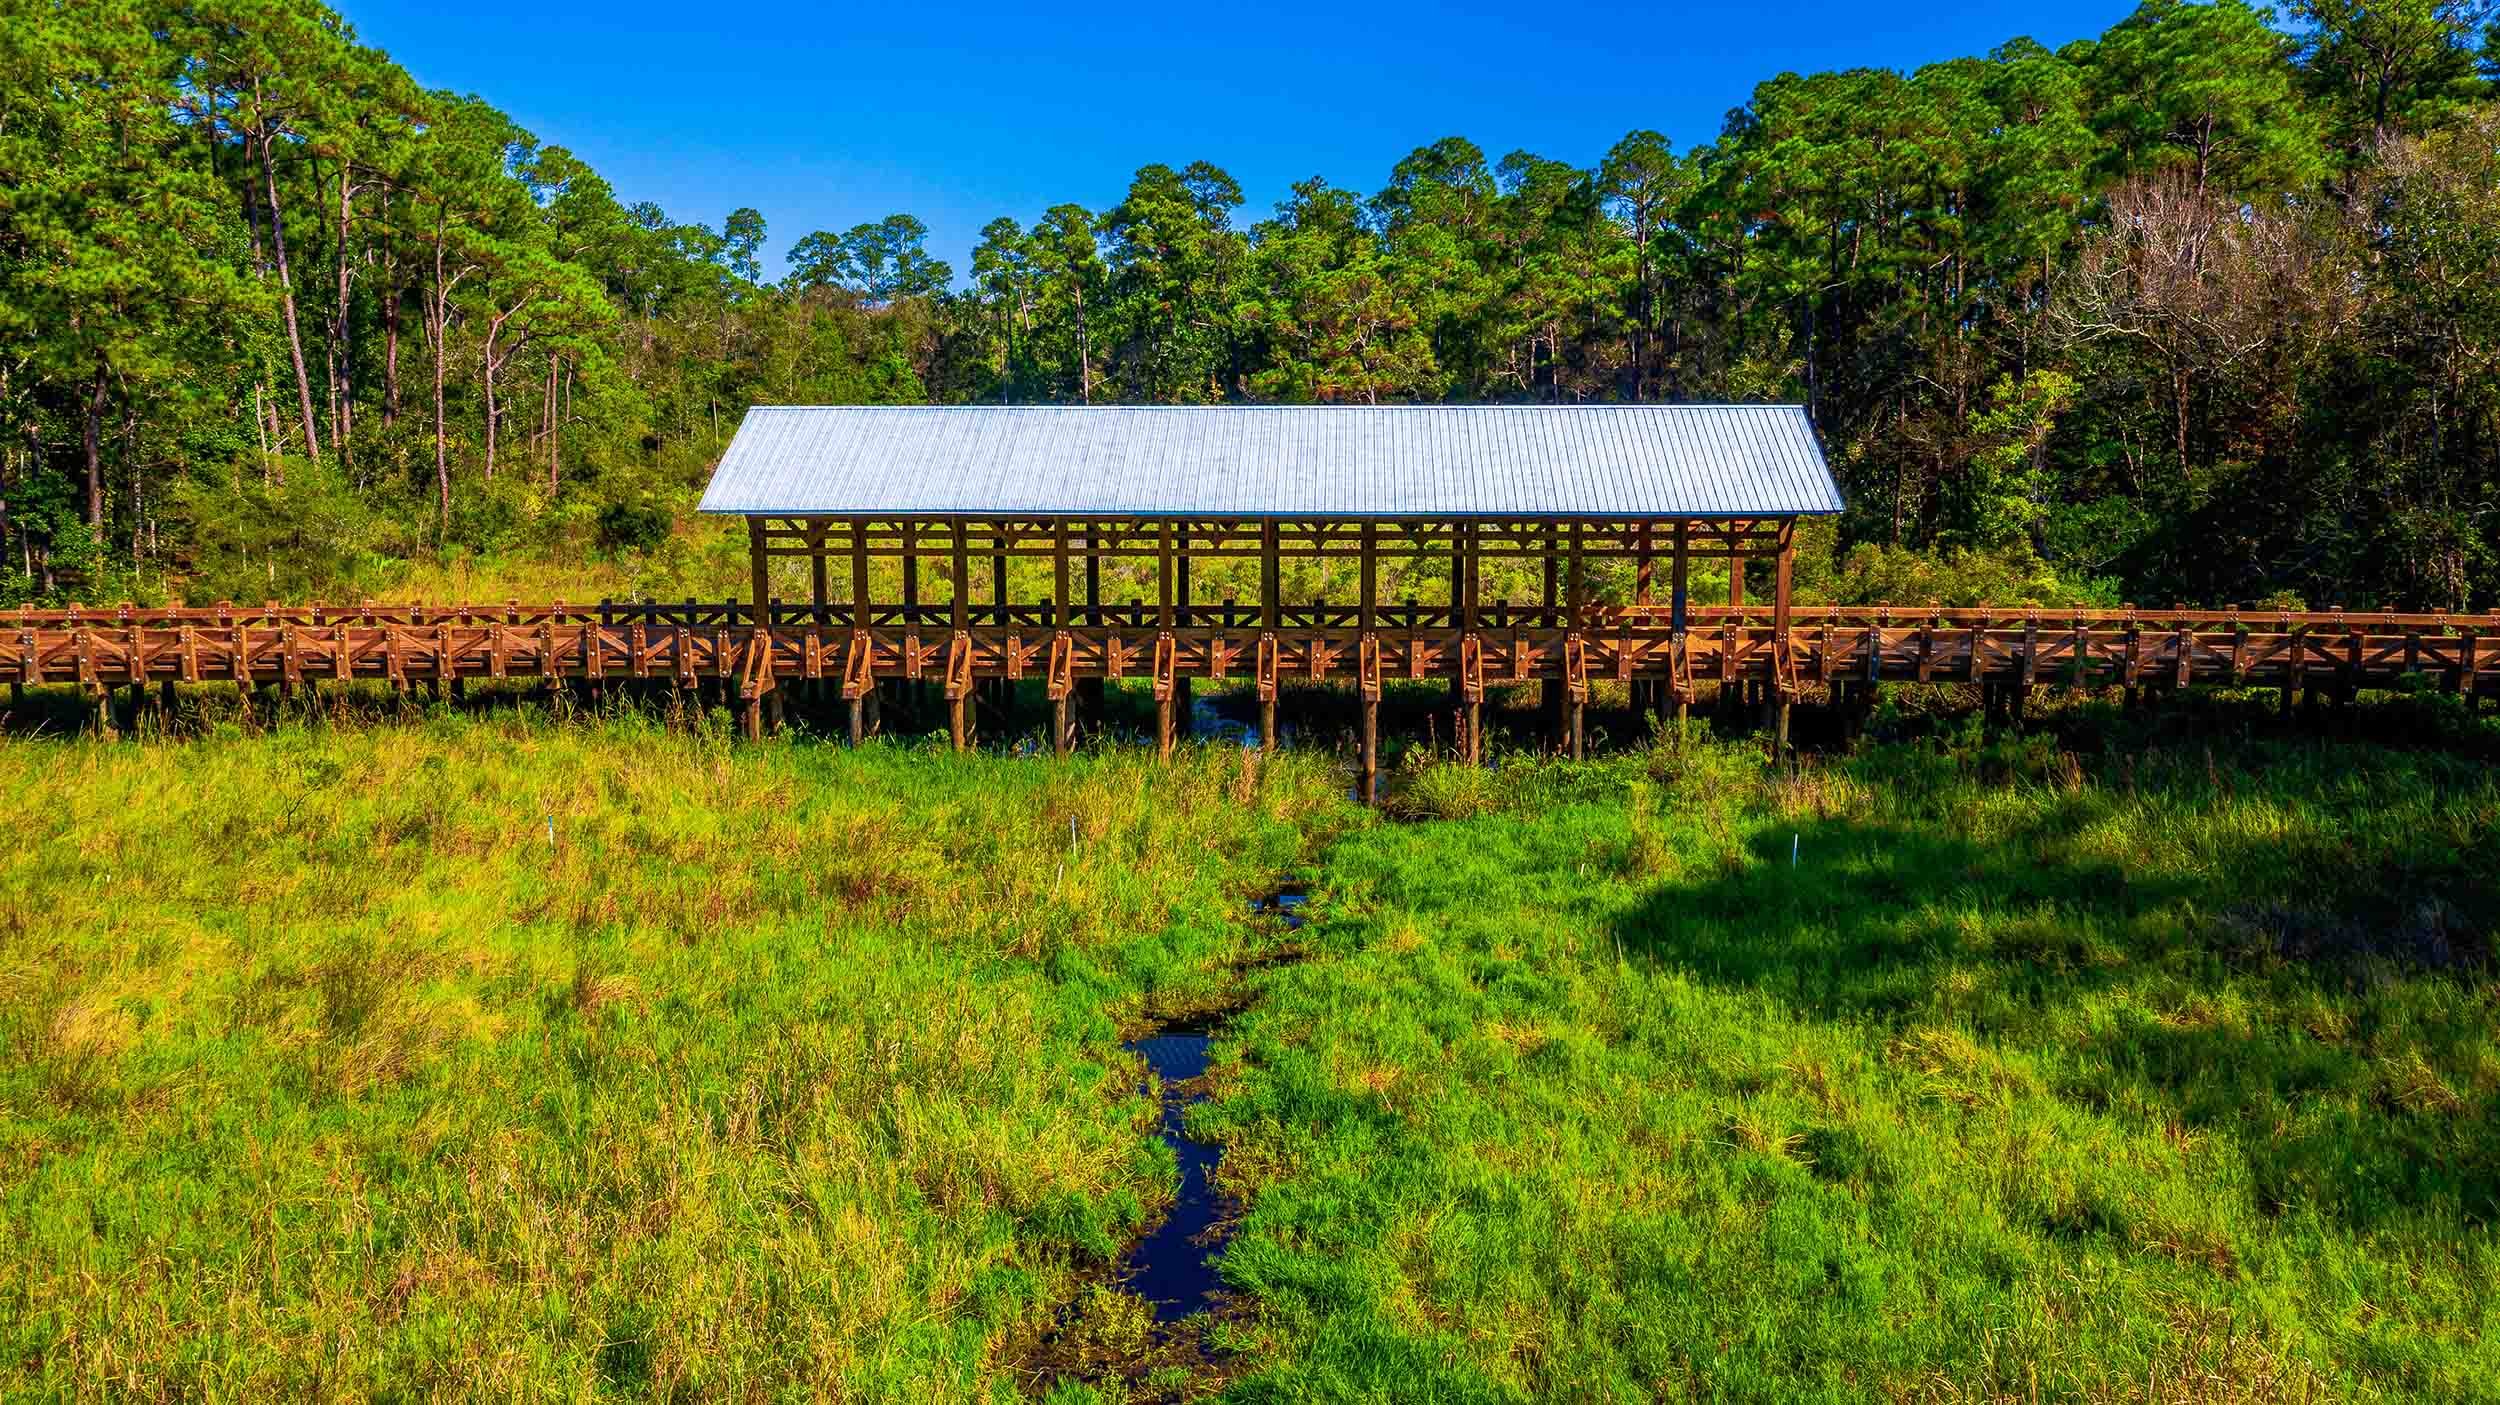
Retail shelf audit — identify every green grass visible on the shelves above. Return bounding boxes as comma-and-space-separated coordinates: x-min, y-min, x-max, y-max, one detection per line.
0, 711, 1342, 1399
1207, 735, 2499, 1402
2, 708, 2495, 1401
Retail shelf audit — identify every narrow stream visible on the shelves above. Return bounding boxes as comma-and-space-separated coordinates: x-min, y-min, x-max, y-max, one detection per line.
1117, 890, 1307, 1323
1120, 1028, 1223, 1320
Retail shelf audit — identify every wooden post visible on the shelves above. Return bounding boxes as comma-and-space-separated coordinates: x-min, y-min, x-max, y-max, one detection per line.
1260, 519, 1280, 752
1084, 523, 1102, 627
748, 518, 771, 629
1155, 522, 1176, 758
1053, 518, 1073, 757
1632, 522, 1656, 715
1359, 522, 1378, 633
1566, 521, 1586, 757
950, 520, 970, 634
902, 523, 920, 628
809, 522, 829, 622
1076, 524, 1106, 725
1772, 520, 1794, 758
949, 520, 970, 751
1360, 521, 1380, 798
848, 517, 873, 742
1052, 518, 1072, 628
1670, 520, 1692, 737
1542, 524, 1560, 627
1174, 525, 1194, 733
745, 519, 771, 739
1260, 520, 1281, 631
1155, 522, 1176, 631
991, 527, 1008, 628
1360, 693, 1379, 805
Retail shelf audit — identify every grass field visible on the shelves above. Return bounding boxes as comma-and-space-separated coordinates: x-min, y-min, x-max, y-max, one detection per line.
2, 703, 2493, 1401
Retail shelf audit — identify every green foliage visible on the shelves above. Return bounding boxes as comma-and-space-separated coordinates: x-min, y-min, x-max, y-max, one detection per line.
595, 496, 674, 554
1957, 370, 2082, 548
4, 0, 2500, 613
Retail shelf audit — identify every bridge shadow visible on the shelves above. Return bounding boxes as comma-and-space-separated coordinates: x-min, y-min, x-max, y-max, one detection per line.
1607, 785, 2499, 1236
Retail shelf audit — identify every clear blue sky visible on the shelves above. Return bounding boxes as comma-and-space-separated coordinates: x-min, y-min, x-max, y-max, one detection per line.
340, 0, 2138, 284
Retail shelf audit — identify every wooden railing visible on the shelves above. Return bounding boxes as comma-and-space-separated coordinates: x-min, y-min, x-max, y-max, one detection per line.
6, 601, 2490, 712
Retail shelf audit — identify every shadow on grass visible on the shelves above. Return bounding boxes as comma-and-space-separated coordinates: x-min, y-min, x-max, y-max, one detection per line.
1608, 760, 2500, 1235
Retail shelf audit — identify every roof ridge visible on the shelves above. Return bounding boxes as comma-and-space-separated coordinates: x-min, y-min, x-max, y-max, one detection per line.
744, 402, 1809, 412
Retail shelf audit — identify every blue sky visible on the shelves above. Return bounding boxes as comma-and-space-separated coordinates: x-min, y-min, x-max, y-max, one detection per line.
340, 0, 2139, 283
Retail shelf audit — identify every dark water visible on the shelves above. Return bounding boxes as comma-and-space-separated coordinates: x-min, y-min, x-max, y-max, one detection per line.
1192, 693, 1297, 751
1121, 1031, 1222, 1321
1253, 890, 1308, 927
1118, 891, 1307, 1323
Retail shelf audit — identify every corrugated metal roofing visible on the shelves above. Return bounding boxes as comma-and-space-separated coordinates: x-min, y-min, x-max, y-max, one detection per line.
696, 404, 1843, 518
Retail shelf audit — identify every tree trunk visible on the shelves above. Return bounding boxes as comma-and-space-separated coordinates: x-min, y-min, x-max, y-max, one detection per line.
82, 359, 108, 528
257, 104, 323, 464
481, 349, 498, 484
432, 243, 451, 541
2172, 361, 2191, 471
381, 191, 401, 428
545, 354, 560, 493
1074, 288, 1092, 403
331, 162, 355, 464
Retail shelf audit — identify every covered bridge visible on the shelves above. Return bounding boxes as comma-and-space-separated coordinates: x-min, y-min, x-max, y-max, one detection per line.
698, 404, 1843, 783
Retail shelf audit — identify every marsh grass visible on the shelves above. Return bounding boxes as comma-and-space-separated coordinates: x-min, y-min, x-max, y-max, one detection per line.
0, 713, 1345, 1400
1206, 733, 2499, 1402
5, 707, 2495, 1402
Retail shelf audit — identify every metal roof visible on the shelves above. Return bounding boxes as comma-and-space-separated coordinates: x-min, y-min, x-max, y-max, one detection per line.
696, 404, 1843, 518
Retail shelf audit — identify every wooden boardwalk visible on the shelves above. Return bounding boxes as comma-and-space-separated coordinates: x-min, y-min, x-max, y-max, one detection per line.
6, 600, 2491, 740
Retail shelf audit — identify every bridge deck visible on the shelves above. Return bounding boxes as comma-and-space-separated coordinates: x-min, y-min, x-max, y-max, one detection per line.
5, 600, 2489, 701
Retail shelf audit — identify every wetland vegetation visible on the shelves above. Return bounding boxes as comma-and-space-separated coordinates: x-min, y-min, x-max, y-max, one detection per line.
2, 693, 2492, 1400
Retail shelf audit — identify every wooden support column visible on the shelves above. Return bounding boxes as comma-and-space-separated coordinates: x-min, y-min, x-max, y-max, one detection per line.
1084, 524, 1102, 627
948, 519, 971, 752
1360, 521, 1379, 801
809, 523, 829, 621
1053, 518, 1072, 629
748, 519, 771, 628
991, 528, 1009, 626
1156, 521, 1176, 759
1542, 524, 1560, 627
849, 516, 872, 745
1259, 518, 1280, 753
1077, 523, 1105, 725
745, 519, 771, 739
1671, 520, 1692, 738
1174, 525, 1194, 732
1359, 522, 1379, 633
1632, 522, 1656, 714
901, 523, 921, 628
850, 518, 872, 625
1773, 518, 1794, 759
1539, 523, 1565, 737
1566, 521, 1586, 758
1461, 522, 1483, 762
1053, 517, 1073, 757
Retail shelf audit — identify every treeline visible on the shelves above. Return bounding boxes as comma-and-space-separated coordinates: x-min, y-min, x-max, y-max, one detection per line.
3, 0, 2497, 608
